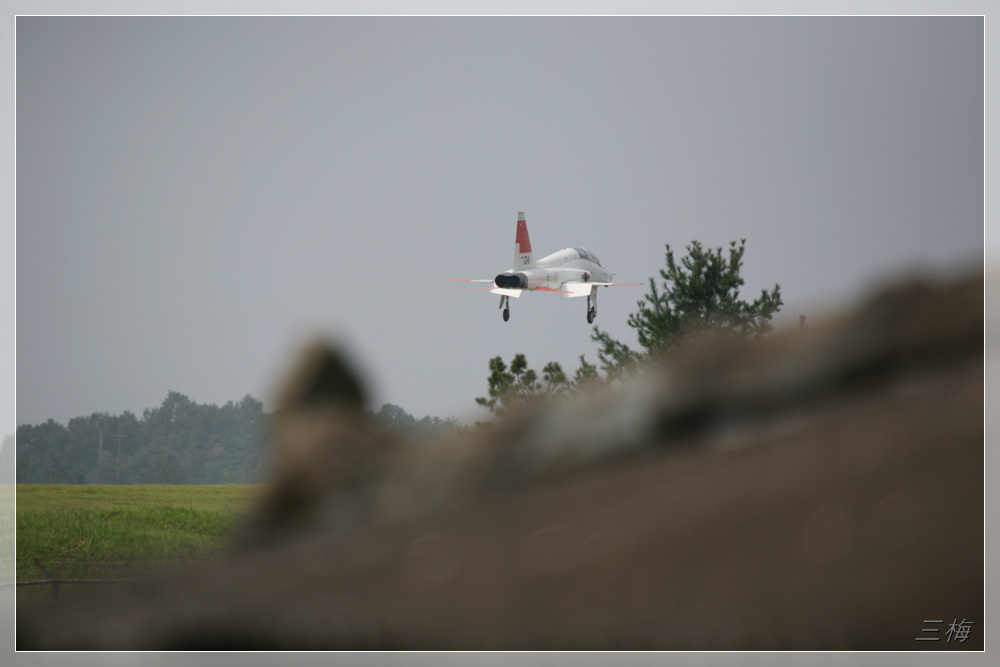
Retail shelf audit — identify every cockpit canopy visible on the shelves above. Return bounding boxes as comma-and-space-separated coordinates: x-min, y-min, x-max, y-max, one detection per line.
574, 247, 601, 266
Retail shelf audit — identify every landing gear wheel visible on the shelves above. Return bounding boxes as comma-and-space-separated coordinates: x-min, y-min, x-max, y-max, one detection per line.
503, 308, 510, 322
587, 307, 595, 324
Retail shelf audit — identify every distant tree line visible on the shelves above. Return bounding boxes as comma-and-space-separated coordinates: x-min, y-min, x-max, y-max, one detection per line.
368, 403, 461, 434
14, 391, 453, 485
15, 392, 270, 485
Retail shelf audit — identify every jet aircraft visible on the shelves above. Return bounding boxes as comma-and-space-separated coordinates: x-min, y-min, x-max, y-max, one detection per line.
450, 212, 642, 322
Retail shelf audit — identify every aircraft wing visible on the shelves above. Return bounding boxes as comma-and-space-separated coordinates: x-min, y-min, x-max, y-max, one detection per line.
591, 281, 645, 287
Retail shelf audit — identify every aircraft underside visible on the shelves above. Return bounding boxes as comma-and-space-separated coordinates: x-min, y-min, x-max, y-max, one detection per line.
495, 287, 599, 323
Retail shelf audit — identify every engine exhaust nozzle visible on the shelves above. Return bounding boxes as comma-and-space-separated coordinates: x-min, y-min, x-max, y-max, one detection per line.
495, 273, 527, 289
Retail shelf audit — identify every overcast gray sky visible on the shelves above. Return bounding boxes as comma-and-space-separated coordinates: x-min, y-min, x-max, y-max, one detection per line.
12, 11, 985, 435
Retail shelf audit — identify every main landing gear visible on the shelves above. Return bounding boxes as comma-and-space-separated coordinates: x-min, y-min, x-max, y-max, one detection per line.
499, 294, 510, 322
498, 289, 597, 323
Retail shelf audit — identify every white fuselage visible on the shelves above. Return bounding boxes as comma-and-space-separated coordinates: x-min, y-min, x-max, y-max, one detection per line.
494, 247, 612, 293
522, 249, 612, 287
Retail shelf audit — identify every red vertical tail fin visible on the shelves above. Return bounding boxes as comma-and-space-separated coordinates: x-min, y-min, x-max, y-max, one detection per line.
512, 211, 535, 269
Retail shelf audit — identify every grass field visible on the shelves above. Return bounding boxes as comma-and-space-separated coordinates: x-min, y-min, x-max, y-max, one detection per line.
16, 484, 265, 591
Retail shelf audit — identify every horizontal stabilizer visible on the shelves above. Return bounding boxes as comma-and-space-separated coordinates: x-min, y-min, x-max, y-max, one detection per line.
490, 288, 524, 298
557, 280, 644, 297
561, 282, 595, 298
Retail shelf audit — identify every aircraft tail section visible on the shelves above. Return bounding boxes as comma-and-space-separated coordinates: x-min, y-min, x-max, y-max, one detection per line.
512, 212, 535, 270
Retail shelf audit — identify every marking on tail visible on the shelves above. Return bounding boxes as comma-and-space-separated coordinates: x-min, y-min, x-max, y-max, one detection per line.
513, 211, 536, 269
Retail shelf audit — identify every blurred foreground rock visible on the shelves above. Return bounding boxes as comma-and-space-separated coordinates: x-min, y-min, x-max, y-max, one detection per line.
19, 268, 984, 650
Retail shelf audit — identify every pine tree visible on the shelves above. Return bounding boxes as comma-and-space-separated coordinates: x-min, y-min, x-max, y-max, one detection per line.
476, 354, 572, 416
593, 239, 782, 374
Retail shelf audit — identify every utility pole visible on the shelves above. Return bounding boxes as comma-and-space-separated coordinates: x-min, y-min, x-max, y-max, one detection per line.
96, 422, 104, 484
110, 433, 128, 484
